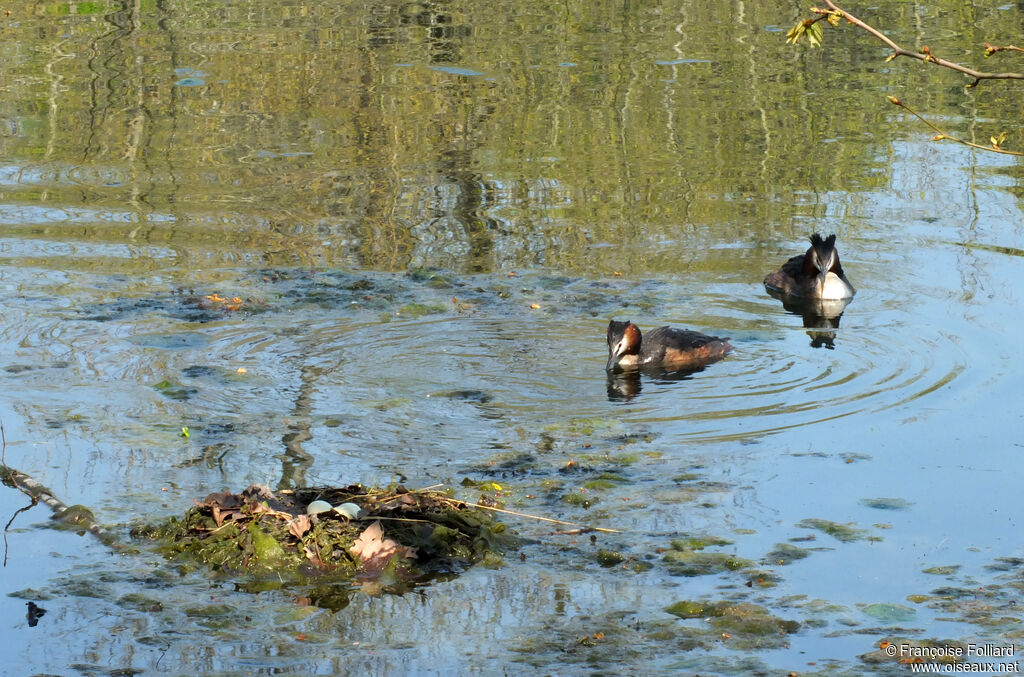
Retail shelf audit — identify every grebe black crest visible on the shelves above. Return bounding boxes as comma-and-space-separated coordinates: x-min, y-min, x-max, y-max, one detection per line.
763, 233, 855, 300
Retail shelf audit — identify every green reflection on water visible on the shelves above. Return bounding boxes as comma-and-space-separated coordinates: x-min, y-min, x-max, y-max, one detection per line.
6, 0, 1018, 276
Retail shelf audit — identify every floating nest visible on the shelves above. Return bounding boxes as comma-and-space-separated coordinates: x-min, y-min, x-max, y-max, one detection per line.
131, 484, 518, 597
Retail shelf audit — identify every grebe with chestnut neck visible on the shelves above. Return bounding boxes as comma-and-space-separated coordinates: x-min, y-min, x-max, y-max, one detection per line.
606, 320, 732, 372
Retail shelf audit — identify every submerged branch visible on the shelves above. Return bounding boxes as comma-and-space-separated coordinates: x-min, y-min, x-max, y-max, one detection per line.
1, 463, 124, 550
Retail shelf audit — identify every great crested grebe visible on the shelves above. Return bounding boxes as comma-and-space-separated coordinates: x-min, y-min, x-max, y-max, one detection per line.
606, 320, 732, 372
763, 233, 855, 300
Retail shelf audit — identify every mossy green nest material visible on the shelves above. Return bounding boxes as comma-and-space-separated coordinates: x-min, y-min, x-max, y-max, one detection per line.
131, 484, 517, 586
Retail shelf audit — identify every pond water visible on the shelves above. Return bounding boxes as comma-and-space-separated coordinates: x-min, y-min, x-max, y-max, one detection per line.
2, 1, 1024, 675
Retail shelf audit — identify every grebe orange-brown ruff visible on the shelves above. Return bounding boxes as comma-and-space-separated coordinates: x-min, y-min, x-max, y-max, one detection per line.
606, 320, 732, 372
763, 233, 855, 300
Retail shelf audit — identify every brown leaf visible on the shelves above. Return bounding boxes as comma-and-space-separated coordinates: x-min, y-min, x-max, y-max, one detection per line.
289, 515, 311, 539
210, 505, 244, 527
350, 521, 416, 574
351, 521, 388, 560
199, 491, 244, 510
249, 502, 293, 520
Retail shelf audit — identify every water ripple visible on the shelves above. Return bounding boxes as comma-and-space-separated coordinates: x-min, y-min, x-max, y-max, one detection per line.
0, 268, 976, 461
621, 297, 971, 442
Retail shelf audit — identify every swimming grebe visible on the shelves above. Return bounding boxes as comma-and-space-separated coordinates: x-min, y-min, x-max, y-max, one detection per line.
763, 233, 855, 300
606, 320, 732, 372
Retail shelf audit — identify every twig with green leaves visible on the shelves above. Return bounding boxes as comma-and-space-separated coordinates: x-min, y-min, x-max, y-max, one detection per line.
787, 2, 1024, 153
790, 2, 1024, 85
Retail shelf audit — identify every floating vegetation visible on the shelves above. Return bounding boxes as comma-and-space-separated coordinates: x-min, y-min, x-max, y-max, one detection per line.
582, 473, 628, 490
860, 603, 917, 623
76, 291, 269, 323
394, 302, 447, 318
765, 542, 811, 564
242, 266, 649, 322
922, 565, 960, 576
543, 416, 623, 437
429, 389, 493, 403
859, 497, 914, 510
671, 535, 734, 551
908, 579, 1024, 628
985, 557, 1024, 572
560, 490, 597, 509
796, 518, 872, 542
672, 472, 703, 482
665, 599, 732, 619
662, 538, 754, 577
152, 379, 198, 401
665, 600, 800, 650
131, 484, 518, 597
595, 549, 626, 567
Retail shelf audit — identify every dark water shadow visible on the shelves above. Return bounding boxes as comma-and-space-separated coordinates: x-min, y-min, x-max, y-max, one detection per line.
606, 366, 710, 402
765, 288, 853, 350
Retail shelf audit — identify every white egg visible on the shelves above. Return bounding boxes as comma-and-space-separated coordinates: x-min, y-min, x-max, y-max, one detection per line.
306, 499, 334, 515
334, 502, 363, 520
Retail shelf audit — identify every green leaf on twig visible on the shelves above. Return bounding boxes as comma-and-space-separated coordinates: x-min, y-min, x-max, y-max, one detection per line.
786, 21, 807, 45
807, 22, 824, 48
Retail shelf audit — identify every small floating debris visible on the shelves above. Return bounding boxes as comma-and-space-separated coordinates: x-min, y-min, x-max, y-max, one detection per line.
25, 601, 47, 628
201, 293, 245, 311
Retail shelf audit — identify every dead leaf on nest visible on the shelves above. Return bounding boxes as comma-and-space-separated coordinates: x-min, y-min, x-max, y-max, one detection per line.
350, 521, 417, 574
249, 502, 294, 520
197, 491, 244, 510
289, 514, 311, 538
211, 505, 244, 527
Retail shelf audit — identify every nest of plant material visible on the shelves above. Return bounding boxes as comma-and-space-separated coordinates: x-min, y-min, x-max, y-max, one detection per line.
131, 484, 517, 588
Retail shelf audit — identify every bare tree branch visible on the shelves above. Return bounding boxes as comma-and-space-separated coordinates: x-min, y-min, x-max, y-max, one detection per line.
887, 97, 1024, 156
788, 5, 1024, 154
985, 43, 1024, 56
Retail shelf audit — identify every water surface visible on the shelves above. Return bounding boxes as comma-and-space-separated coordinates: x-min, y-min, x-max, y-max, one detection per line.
2, 1, 1024, 674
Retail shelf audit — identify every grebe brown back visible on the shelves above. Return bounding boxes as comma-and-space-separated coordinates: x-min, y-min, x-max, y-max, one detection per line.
606, 320, 732, 372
